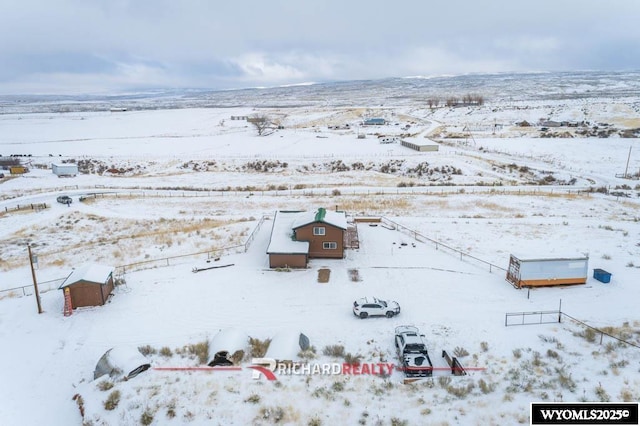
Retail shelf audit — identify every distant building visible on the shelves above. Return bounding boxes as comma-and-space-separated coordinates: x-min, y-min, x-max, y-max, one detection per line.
363, 118, 386, 126
9, 166, 27, 174
401, 140, 439, 152
52, 163, 78, 177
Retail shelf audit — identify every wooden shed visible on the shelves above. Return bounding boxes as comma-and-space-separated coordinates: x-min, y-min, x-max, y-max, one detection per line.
266, 208, 347, 268
59, 263, 115, 308
506, 254, 588, 288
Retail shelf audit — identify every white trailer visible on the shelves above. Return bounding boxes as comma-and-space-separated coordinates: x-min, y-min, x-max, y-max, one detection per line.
52, 163, 78, 177
506, 254, 588, 288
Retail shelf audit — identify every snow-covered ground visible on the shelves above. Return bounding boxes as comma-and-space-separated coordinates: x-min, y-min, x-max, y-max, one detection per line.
1, 73, 639, 425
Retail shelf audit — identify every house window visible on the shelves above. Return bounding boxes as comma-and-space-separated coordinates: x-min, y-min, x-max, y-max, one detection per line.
313, 226, 326, 236
323, 242, 337, 250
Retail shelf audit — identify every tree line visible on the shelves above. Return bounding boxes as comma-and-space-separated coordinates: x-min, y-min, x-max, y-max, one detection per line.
427, 94, 485, 109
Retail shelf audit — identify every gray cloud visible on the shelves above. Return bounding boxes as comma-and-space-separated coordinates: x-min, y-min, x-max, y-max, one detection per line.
1, 0, 638, 93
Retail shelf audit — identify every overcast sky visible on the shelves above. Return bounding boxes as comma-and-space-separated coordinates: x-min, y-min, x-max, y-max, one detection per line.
1, 0, 639, 94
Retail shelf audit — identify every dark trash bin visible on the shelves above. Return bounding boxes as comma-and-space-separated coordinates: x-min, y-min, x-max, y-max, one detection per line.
593, 268, 611, 283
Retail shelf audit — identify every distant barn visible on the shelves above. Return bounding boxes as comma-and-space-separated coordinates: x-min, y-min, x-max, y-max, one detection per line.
401, 140, 439, 152
59, 263, 115, 308
363, 118, 386, 126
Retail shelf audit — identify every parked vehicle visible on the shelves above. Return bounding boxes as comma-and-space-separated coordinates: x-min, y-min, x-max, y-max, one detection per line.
56, 195, 72, 205
395, 325, 433, 378
353, 297, 400, 319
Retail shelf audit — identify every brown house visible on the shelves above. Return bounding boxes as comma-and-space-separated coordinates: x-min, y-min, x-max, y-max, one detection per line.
267, 208, 347, 268
59, 263, 115, 308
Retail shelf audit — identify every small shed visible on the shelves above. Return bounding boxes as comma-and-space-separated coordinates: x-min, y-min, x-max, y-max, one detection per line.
94, 347, 150, 380
52, 163, 78, 177
59, 263, 115, 308
506, 254, 588, 288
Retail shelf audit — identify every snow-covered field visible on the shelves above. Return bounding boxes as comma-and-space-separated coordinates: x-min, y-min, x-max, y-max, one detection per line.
1, 72, 639, 425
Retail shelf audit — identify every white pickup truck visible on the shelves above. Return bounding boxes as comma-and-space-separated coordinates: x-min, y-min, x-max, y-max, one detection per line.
394, 325, 433, 378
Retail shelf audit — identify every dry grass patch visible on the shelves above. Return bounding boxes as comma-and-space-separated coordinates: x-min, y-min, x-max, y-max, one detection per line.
317, 268, 331, 283
248, 337, 271, 358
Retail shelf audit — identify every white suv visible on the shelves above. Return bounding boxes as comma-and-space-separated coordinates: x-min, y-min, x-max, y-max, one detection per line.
353, 297, 400, 319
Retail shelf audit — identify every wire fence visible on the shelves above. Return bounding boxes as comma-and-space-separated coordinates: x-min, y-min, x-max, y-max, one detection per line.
380, 216, 507, 274
2, 202, 48, 214
0, 216, 268, 299
505, 309, 640, 350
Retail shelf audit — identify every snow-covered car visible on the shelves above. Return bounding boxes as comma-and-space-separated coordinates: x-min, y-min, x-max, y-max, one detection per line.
353, 297, 400, 319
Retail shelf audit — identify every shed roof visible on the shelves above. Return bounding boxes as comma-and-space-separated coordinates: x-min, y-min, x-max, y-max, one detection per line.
60, 263, 114, 288
266, 211, 310, 255
510, 253, 588, 263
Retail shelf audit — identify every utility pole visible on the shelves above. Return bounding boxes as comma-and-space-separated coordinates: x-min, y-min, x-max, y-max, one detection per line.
28, 244, 43, 314
623, 146, 632, 178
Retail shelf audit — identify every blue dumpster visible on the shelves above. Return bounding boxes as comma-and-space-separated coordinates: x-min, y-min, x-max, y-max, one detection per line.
593, 268, 611, 283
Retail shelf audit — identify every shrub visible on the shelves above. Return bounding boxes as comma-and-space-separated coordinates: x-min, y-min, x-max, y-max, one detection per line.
259, 406, 286, 423
244, 394, 261, 404
184, 341, 209, 364
453, 346, 469, 357
248, 337, 271, 358
322, 345, 345, 357
331, 381, 345, 392
513, 348, 522, 359
480, 341, 489, 352
104, 390, 121, 411
298, 346, 317, 360
138, 345, 157, 356
546, 349, 561, 360
159, 347, 173, 357
72, 394, 85, 418
140, 409, 154, 425
595, 384, 610, 402
166, 400, 176, 419
343, 352, 363, 364
478, 378, 496, 394
437, 376, 451, 388
556, 367, 576, 391
577, 328, 597, 343
97, 381, 114, 391
446, 383, 474, 398
308, 416, 323, 426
